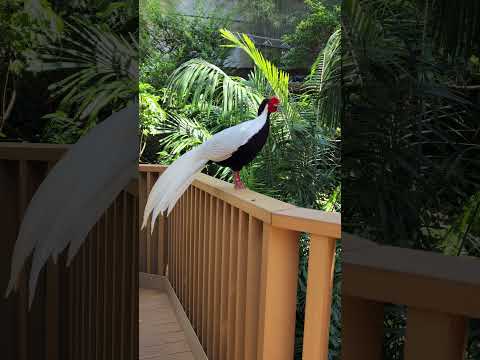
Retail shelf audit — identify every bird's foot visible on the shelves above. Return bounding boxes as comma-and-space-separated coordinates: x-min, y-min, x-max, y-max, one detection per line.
234, 179, 246, 190
233, 171, 246, 190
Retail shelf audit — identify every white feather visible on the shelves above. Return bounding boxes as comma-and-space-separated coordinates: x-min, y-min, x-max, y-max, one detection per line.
5, 104, 138, 308
142, 107, 268, 229
148, 149, 207, 232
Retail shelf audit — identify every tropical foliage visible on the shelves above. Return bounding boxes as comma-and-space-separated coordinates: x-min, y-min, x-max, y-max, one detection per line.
342, 0, 479, 250
140, 0, 232, 89
1, 0, 138, 143
342, 0, 480, 358
282, 0, 340, 68
140, 2, 341, 359
140, 26, 341, 209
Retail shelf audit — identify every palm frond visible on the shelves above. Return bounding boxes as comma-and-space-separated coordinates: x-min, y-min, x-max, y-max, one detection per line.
305, 28, 341, 131
29, 18, 137, 126
220, 29, 289, 102
418, 0, 480, 58
156, 112, 212, 162
168, 58, 261, 117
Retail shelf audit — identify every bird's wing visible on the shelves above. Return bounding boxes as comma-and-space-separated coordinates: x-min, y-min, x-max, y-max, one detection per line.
142, 109, 268, 231
199, 112, 267, 162
5, 103, 138, 308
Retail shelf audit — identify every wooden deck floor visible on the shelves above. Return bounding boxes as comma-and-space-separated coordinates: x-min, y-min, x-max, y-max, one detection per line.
140, 288, 195, 360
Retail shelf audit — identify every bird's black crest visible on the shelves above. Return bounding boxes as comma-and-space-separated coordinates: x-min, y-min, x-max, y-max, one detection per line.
257, 99, 269, 116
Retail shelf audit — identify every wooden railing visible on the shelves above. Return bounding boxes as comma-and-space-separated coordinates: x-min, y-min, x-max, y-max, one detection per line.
342, 233, 480, 360
0, 143, 139, 360
138, 164, 341, 360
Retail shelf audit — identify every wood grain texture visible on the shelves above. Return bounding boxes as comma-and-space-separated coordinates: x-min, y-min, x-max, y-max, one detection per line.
343, 241, 480, 318
196, 189, 204, 342
139, 171, 147, 273
201, 192, 210, 347
139, 164, 294, 224
0, 145, 139, 360
207, 196, 216, 358
226, 207, 239, 360
234, 211, 249, 360
404, 308, 468, 360
139, 288, 195, 360
0, 143, 69, 161
219, 202, 231, 359
146, 172, 152, 273
137, 165, 344, 360
302, 235, 336, 360
244, 216, 262, 360
212, 199, 224, 360
272, 207, 340, 238
341, 296, 384, 360
257, 225, 299, 360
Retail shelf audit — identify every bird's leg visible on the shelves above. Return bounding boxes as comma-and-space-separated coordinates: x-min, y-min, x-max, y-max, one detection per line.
233, 171, 246, 189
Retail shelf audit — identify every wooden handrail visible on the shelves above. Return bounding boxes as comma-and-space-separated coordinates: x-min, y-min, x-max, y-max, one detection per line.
343, 233, 480, 317
272, 207, 340, 238
0, 143, 139, 197
342, 233, 480, 360
138, 164, 340, 236
0, 142, 69, 160
140, 164, 294, 223
0, 145, 341, 360
138, 164, 341, 360
0, 142, 139, 360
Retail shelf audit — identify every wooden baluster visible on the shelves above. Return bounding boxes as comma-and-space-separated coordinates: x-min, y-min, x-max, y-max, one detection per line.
201, 192, 211, 347
169, 198, 174, 287
45, 161, 59, 360
95, 217, 103, 358
104, 205, 112, 360
302, 235, 336, 360
180, 191, 186, 305
132, 192, 139, 360
186, 187, 192, 318
111, 198, 118, 360
227, 207, 239, 360
341, 296, 384, 360
220, 202, 231, 358
256, 224, 299, 360
404, 308, 468, 360
0, 159, 20, 360
81, 235, 87, 360
138, 172, 146, 273
91, 223, 98, 359
17, 160, 29, 360
196, 189, 204, 341
120, 192, 127, 360
207, 196, 217, 358
244, 216, 263, 360
212, 199, 224, 359
234, 211, 249, 360
174, 197, 179, 292
191, 187, 198, 328
146, 172, 152, 273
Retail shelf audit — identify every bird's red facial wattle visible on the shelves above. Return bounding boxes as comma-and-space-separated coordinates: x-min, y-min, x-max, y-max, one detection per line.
267, 97, 280, 113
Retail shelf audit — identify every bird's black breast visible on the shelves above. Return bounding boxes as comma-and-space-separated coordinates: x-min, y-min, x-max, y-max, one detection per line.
214, 117, 270, 172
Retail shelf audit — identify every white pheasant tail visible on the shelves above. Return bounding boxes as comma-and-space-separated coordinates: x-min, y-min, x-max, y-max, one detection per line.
5, 104, 138, 308
142, 106, 269, 232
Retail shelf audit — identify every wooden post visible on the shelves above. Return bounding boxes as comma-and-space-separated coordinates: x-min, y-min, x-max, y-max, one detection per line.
45, 259, 59, 360
17, 160, 29, 360
244, 216, 263, 360
404, 308, 468, 360
341, 295, 384, 360
138, 172, 146, 273
256, 224, 300, 360
302, 235, 336, 360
